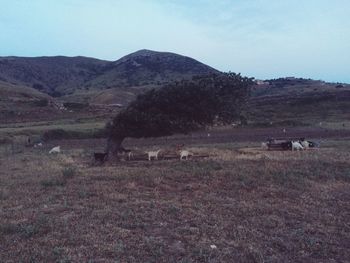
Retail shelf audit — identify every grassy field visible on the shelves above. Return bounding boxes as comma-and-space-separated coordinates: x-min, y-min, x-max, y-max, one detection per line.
0, 120, 106, 139
1, 139, 349, 262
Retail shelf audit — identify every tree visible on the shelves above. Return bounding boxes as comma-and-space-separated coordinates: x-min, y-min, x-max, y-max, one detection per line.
106, 73, 253, 154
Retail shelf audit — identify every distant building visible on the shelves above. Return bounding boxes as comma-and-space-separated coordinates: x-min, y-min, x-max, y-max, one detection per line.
255, 80, 269, 85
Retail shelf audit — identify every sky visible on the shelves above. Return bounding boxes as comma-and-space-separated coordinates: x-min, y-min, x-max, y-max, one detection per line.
0, 0, 349, 83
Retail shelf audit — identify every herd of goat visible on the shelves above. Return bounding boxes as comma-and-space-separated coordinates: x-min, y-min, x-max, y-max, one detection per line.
44, 143, 192, 163
261, 138, 318, 151
41, 137, 319, 165
92, 145, 193, 163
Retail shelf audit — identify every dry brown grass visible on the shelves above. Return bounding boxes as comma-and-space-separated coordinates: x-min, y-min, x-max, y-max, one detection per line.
1, 141, 350, 262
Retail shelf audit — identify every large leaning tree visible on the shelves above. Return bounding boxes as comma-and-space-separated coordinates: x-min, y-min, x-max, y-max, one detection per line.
105, 72, 253, 155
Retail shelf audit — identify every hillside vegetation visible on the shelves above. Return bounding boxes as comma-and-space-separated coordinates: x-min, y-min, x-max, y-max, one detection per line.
0, 50, 217, 104
1, 51, 349, 139
247, 77, 350, 126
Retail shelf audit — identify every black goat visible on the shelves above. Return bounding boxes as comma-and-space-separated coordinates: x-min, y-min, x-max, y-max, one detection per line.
94, 152, 108, 163
307, 141, 319, 148
281, 141, 292, 150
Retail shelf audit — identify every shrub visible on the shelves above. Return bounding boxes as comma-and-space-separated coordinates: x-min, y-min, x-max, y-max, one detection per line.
50, 91, 62, 97
20, 224, 38, 238
63, 102, 89, 109
0, 190, 9, 200
32, 99, 49, 107
62, 167, 77, 179
0, 214, 49, 238
42, 128, 107, 141
0, 223, 20, 235
32, 83, 44, 90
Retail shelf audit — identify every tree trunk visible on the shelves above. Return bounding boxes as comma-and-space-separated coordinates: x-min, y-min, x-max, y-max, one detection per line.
106, 137, 125, 156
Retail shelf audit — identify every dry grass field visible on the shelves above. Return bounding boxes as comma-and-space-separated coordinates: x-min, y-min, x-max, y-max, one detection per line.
1, 139, 350, 262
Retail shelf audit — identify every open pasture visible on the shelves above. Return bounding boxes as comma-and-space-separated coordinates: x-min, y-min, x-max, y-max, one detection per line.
1, 137, 350, 262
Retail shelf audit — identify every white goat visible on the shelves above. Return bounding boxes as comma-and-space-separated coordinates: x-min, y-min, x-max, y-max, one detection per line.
291, 141, 303, 151
180, 150, 191, 160
300, 140, 310, 149
128, 151, 134, 160
261, 142, 268, 150
34, 142, 43, 148
146, 150, 161, 161
49, 146, 61, 154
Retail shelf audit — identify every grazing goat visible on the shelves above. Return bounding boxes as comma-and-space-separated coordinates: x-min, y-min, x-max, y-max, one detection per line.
176, 143, 185, 151
291, 141, 303, 151
180, 150, 192, 160
308, 141, 319, 148
261, 142, 268, 150
146, 150, 161, 161
94, 152, 108, 163
281, 141, 292, 150
300, 140, 310, 149
49, 146, 60, 154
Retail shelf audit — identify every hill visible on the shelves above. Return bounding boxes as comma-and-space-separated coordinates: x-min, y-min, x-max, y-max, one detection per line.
0, 50, 218, 104
89, 49, 218, 88
252, 77, 348, 97
247, 77, 350, 126
1, 50, 349, 137
0, 80, 59, 123
0, 56, 108, 97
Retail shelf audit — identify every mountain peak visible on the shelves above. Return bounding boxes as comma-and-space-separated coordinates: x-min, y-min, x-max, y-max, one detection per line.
0, 50, 219, 102
118, 49, 176, 61
130, 49, 158, 56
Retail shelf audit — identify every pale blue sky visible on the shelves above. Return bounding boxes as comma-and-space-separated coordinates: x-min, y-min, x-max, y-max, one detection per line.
0, 0, 349, 82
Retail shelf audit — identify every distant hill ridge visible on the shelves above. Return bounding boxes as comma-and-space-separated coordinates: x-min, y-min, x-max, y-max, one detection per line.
0, 49, 218, 102
1, 49, 349, 126
1, 49, 349, 106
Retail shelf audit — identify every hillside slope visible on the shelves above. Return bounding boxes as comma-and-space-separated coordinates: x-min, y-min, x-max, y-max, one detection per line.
1, 51, 349, 128
0, 80, 60, 123
247, 77, 350, 126
0, 50, 218, 104
0, 56, 108, 97
90, 49, 218, 88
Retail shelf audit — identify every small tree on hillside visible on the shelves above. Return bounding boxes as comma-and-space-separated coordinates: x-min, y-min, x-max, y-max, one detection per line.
106, 73, 253, 154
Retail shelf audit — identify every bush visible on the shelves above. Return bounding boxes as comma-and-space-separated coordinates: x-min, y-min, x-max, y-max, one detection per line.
32, 99, 49, 107
0, 223, 20, 235
62, 167, 77, 179
1, 214, 49, 238
32, 83, 44, 90
42, 128, 107, 141
63, 102, 89, 109
0, 190, 9, 200
50, 91, 63, 97
42, 129, 70, 140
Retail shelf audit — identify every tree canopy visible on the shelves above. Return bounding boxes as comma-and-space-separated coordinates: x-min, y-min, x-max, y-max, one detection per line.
106, 73, 252, 153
